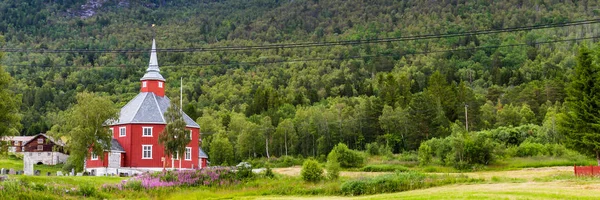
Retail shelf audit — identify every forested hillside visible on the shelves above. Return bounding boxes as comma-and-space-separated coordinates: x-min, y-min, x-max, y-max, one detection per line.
2, 0, 600, 164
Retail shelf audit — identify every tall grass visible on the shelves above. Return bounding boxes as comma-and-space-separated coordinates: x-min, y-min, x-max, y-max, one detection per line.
494, 156, 596, 169
340, 171, 483, 196
361, 164, 410, 172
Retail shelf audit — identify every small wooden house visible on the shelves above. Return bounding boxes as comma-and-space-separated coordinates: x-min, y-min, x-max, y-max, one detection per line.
2, 136, 34, 153
22, 134, 69, 165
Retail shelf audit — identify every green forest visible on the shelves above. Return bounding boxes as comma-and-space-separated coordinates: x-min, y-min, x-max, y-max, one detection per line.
2, 0, 600, 166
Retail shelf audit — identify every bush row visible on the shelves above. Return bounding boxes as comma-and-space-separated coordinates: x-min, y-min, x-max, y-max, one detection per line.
340, 171, 482, 196
330, 143, 366, 168
418, 124, 588, 170
361, 164, 410, 172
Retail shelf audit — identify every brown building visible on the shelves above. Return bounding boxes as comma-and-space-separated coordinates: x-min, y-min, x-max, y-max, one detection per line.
2, 136, 34, 153
21, 134, 69, 165
22, 134, 66, 153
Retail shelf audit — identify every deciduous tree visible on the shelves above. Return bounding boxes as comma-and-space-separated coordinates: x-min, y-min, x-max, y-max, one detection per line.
49, 92, 118, 171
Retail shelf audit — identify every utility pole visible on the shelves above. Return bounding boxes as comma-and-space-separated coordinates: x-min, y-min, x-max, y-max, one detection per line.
465, 104, 469, 132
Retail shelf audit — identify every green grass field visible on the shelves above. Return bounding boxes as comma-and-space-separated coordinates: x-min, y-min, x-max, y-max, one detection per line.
0, 154, 598, 200
0, 154, 65, 175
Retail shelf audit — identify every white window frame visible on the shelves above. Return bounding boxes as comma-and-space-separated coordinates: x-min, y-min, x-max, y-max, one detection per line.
37, 145, 43, 151
173, 151, 179, 160
158, 82, 163, 88
91, 153, 98, 160
142, 81, 147, 88
142, 145, 152, 159
185, 147, 192, 160
37, 138, 43, 144
142, 127, 153, 137
189, 130, 193, 140
108, 128, 113, 135
119, 127, 126, 137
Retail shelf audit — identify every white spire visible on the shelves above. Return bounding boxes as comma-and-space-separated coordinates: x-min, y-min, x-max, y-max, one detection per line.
141, 39, 165, 81
148, 39, 159, 72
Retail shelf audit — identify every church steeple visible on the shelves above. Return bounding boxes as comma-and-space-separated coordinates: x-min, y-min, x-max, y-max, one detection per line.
140, 39, 166, 96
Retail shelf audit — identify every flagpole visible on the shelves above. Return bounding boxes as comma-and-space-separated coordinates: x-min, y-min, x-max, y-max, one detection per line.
180, 77, 183, 110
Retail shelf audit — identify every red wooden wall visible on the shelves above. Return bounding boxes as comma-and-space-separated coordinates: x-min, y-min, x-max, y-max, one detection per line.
574, 165, 600, 176
22, 135, 64, 153
111, 124, 199, 169
140, 80, 165, 97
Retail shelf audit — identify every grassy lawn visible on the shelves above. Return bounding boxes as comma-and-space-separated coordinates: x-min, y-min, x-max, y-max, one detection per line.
164, 164, 595, 199
352, 181, 600, 200
489, 156, 597, 170
165, 181, 600, 200
0, 154, 64, 175
0, 155, 596, 200
16, 175, 125, 187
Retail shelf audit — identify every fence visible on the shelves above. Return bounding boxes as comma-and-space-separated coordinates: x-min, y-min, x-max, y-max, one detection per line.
574, 165, 600, 176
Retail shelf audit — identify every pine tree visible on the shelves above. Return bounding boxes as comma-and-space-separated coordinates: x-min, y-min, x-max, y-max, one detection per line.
563, 46, 600, 165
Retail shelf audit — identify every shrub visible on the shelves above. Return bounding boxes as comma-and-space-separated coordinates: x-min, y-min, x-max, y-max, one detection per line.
361, 165, 409, 172
326, 151, 341, 180
122, 180, 144, 191
264, 166, 275, 179
301, 159, 323, 182
417, 143, 432, 165
545, 143, 567, 157
158, 171, 178, 182
104, 167, 240, 190
78, 184, 97, 197
236, 165, 254, 180
340, 179, 367, 195
482, 124, 542, 146
330, 143, 366, 168
516, 142, 546, 157
247, 156, 304, 168
281, 156, 303, 167
380, 145, 394, 158
462, 134, 496, 165
365, 142, 380, 155
341, 172, 481, 196
396, 151, 419, 162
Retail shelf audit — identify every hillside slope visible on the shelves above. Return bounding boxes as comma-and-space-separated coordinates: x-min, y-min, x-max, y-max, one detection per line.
1, 0, 599, 160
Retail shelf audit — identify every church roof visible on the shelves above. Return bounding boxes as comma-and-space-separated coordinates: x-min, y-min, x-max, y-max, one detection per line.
110, 139, 125, 152
199, 148, 208, 158
110, 92, 200, 128
140, 39, 165, 81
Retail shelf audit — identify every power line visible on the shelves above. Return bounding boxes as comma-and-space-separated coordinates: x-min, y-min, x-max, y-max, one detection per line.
3, 35, 597, 69
1, 18, 600, 53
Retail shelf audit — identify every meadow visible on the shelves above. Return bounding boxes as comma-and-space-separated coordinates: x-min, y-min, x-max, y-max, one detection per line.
0, 153, 598, 200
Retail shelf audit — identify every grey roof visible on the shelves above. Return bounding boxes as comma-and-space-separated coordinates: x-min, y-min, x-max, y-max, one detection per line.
1, 136, 34, 142
110, 92, 200, 128
110, 139, 125, 152
140, 39, 165, 81
199, 148, 208, 158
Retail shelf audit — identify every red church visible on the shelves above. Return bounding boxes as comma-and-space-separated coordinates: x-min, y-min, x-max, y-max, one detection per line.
85, 39, 207, 176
